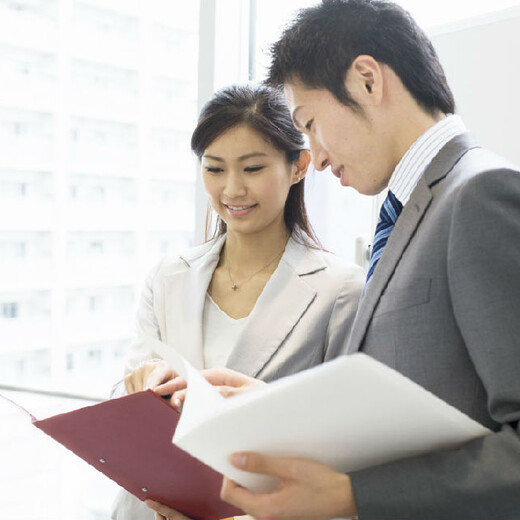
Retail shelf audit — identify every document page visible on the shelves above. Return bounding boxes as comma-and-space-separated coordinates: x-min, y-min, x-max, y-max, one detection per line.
146, 337, 491, 493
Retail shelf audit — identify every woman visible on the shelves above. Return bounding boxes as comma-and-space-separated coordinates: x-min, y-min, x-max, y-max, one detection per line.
111, 84, 364, 520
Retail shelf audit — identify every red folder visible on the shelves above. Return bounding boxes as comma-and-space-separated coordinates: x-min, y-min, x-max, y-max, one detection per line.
29, 390, 242, 520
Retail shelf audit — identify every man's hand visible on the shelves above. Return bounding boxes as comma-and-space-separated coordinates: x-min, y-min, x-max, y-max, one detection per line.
220, 453, 358, 520
124, 360, 177, 395
155, 367, 266, 408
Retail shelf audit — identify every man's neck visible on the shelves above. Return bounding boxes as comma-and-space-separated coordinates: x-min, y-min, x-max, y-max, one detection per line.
392, 109, 446, 168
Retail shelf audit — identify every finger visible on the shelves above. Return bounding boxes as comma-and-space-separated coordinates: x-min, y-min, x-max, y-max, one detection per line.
170, 389, 186, 409
155, 514, 166, 520
145, 500, 191, 520
218, 385, 248, 398
146, 364, 175, 390
124, 375, 135, 395
220, 477, 267, 514
230, 452, 302, 480
154, 376, 187, 396
201, 368, 252, 388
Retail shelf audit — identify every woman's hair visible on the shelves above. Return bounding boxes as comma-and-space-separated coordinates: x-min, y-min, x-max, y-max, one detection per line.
191, 84, 320, 247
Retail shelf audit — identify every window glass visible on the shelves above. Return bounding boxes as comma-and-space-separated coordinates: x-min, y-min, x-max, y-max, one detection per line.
0, 0, 200, 399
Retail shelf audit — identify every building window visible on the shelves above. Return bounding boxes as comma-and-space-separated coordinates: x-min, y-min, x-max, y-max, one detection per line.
2, 302, 18, 318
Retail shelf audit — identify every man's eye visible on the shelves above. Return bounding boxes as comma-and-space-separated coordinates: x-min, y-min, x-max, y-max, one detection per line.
244, 166, 264, 173
205, 166, 223, 173
305, 119, 314, 131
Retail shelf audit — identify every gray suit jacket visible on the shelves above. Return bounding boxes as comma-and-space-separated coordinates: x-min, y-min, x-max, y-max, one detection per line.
349, 134, 520, 519
111, 233, 364, 520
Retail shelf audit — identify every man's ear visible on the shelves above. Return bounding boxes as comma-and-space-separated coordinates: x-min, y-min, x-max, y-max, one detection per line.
291, 149, 311, 184
345, 55, 384, 106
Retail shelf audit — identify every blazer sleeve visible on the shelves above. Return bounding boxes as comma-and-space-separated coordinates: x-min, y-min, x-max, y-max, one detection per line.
350, 168, 520, 519
323, 264, 365, 362
109, 262, 164, 398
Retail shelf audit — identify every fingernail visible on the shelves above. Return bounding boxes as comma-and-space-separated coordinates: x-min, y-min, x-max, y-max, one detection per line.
174, 397, 181, 407
231, 453, 247, 468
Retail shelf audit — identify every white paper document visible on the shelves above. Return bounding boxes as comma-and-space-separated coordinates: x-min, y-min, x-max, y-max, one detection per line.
146, 336, 491, 493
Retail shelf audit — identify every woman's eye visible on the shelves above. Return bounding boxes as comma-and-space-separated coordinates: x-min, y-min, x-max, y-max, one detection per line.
305, 119, 314, 131
244, 166, 264, 173
205, 166, 223, 173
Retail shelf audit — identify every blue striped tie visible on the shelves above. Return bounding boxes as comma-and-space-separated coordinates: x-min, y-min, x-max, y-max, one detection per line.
366, 190, 403, 284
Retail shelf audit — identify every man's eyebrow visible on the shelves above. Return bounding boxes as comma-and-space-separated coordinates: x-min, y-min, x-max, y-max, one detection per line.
291, 106, 303, 129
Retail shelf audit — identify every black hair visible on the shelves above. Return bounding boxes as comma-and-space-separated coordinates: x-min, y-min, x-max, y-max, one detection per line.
191, 84, 320, 246
267, 0, 455, 115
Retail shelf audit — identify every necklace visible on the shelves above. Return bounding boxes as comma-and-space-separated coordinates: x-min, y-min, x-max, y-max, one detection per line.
226, 249, 285, 291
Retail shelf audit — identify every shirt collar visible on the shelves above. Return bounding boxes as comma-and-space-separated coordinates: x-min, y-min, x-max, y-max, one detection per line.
389, 114, 466, 205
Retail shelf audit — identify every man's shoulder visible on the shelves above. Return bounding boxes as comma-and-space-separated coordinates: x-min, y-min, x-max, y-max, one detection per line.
430, 144, 520, 202
459, 146, 520, 176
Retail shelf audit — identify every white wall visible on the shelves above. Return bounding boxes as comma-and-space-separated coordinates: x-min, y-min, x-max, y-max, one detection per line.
431, 6, 520, 165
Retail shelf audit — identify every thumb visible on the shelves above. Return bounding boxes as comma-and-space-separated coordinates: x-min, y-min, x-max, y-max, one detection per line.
230, 452, 300, 480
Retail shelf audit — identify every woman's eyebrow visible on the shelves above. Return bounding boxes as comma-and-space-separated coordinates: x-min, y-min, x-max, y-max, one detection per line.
203, 154, 224, 162
238, 152, 268, 161
203, 152, 268, 162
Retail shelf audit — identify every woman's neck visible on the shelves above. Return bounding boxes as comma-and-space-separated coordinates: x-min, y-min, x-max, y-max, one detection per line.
223, 225, 290, 275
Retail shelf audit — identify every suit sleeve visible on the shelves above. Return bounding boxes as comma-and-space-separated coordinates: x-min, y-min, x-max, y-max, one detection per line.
323, 264, 365, 362
350, 168, 520, 519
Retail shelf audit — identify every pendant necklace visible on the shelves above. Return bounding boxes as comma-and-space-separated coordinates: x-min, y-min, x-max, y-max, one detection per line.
226, 249, 284, 291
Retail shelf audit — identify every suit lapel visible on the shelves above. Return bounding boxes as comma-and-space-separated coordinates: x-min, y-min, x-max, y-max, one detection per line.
348, 133, 480, 354
226, 238, 323, 377
163, 236, 225, 369
347, 183, 432, 353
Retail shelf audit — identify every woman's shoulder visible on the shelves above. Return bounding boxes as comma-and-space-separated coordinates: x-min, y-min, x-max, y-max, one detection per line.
307, 246, 365, 284
288, 236, 364, 281
148, 237, 223, 281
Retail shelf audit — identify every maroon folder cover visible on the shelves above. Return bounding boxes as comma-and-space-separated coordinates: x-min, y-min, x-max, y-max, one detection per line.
32, 390, 242, 520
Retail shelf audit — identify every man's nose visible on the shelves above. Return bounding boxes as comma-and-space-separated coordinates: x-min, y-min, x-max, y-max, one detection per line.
310, 139, 330, 171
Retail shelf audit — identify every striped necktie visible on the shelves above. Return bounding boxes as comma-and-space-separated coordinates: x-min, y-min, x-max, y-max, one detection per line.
366, 190, 403, 284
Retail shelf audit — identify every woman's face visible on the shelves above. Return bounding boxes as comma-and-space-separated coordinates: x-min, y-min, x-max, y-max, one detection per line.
202, 124, 302, 238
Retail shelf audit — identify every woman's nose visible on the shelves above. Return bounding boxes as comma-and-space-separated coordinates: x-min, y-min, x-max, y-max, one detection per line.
223, 172, 247, 197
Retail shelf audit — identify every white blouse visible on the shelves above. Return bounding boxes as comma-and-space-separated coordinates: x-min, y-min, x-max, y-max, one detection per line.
202, 293, 249, 369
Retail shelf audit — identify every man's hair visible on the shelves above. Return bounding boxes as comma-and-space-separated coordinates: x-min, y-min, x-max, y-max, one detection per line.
267, 0, 455, 115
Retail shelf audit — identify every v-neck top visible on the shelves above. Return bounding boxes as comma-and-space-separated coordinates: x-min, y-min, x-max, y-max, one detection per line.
202, 293, 249, 369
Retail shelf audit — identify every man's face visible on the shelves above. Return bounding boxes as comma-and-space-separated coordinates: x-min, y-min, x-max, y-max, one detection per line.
284, 80, 396, 196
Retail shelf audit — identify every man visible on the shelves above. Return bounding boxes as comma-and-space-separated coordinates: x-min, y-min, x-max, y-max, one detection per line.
219, 1, 520, 519
148, 1, 520, 519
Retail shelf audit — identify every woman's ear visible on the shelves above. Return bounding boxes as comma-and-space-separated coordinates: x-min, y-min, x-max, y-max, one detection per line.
291, 149, 311, 184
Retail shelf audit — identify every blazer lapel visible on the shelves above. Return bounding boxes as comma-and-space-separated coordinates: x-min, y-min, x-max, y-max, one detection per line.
163, 236, 225, 369
347, 133, 480, 354
226, 238, 323, 377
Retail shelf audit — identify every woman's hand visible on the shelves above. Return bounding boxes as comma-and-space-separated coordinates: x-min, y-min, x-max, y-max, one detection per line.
124, 360, 177, 395
155, 367, 266, 409
145, 500, 191, 520
145, 500, 235, 520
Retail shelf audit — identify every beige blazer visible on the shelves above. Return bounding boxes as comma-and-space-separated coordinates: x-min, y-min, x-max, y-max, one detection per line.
111, 234, 364, 520
123, 233, 364, 381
